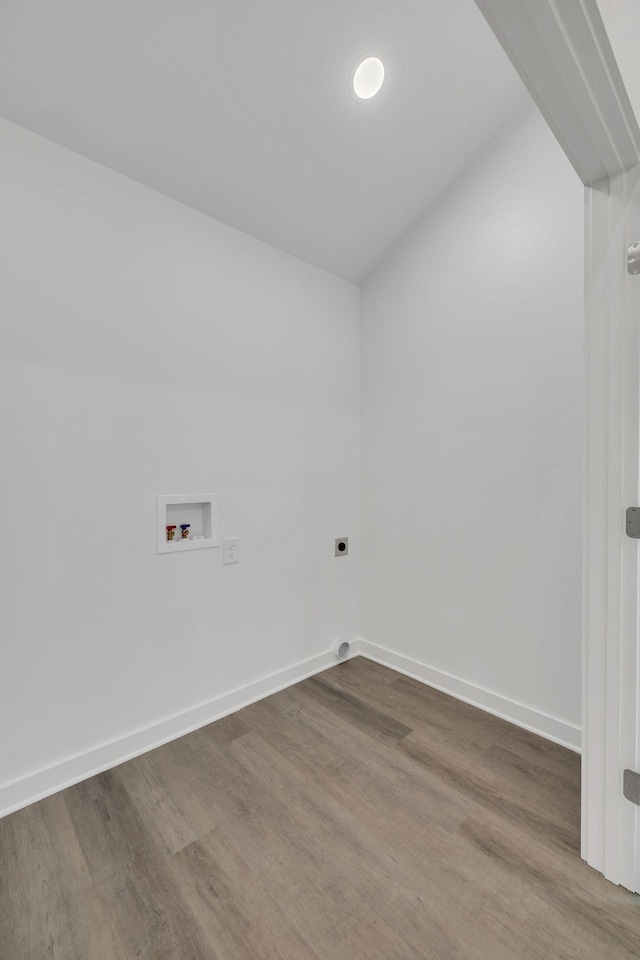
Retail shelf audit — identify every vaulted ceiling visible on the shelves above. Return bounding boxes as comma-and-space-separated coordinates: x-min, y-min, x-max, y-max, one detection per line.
0, 0, 527, 281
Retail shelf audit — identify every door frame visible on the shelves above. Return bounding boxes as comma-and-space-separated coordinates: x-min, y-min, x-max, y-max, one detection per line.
474, 0, 640, 891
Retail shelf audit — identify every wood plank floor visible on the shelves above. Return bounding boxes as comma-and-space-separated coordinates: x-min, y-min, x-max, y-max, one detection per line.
2, 657, 639, 959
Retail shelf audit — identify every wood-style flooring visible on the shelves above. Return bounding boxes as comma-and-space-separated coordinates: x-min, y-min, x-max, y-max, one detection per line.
1, 657, 639, 959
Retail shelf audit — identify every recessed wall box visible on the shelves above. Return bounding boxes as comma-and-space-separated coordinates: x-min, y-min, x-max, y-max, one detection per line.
335, 537, 349, 557
157, 494, 219, 554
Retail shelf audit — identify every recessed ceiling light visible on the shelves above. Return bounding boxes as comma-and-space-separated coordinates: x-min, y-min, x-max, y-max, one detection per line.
351, 57, 385, 100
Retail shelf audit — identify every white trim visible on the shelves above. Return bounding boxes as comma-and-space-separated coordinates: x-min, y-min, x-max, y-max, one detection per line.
583, 169, 640, 890
2, 637, 582, 822
359, 640, 581, 753
474, 0, 640, 183
0, 641, 360, 820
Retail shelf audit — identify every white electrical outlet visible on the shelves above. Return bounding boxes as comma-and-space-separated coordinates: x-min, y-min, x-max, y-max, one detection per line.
223, 537, 240, 564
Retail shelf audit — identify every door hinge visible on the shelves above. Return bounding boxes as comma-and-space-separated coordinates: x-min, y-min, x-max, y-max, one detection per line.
623, 770, 640, 805
625, 507, 640, 537
628, 242, 640, 275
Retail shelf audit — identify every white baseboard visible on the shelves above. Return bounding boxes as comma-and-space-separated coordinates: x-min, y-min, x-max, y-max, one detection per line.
0, 641, 361, 819
359, 640, 581, 753
0, 635, 579, 819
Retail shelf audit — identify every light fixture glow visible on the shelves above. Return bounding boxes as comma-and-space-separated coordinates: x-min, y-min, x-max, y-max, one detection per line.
352, 57, 384, 100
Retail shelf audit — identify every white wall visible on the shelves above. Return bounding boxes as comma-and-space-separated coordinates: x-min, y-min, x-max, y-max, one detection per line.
596, 0, 640, 126
0, 97, 585, 809
0, 119, 359, 804
360, 103, 584, 741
